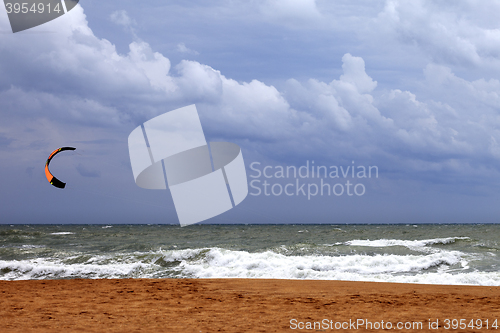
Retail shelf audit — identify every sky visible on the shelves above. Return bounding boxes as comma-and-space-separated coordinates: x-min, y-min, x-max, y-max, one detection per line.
2, 0, 500, 224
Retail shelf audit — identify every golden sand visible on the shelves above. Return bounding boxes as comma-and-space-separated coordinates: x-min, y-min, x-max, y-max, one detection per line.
1, 279, 499, 332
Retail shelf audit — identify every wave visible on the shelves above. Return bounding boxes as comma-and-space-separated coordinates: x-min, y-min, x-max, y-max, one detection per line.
0, 258, 150, 280
176, 248, 467, 278
342, 237, 470, 250
0, 247, 488, 285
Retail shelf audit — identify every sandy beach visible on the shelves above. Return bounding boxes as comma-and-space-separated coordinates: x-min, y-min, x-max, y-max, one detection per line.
0, 279, 499, 332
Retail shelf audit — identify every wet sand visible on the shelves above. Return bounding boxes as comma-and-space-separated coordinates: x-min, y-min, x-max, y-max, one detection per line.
0, 279, 499, 332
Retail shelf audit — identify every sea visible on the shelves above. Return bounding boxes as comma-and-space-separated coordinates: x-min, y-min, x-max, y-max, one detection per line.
1, 224, 500, 285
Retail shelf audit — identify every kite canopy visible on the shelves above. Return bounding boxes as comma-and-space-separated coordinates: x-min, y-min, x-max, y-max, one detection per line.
45, 147, 76, 189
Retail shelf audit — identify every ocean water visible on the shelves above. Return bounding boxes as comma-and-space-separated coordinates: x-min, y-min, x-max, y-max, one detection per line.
1, 224, 500, 285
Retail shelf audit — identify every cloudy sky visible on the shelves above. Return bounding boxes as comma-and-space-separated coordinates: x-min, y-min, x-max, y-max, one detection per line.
2, 0, 500, 224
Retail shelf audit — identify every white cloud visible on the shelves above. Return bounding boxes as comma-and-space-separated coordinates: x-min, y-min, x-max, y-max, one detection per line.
3, 3, 500, 185
4, 1, 500, 223
376, 0, 500, 70
128, 41, 174, 92
176, 43, 199, 55
0, 87, 126, 127
259, 0, 321, 23
110, 10, 136, 29
339, 54, 377, 94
